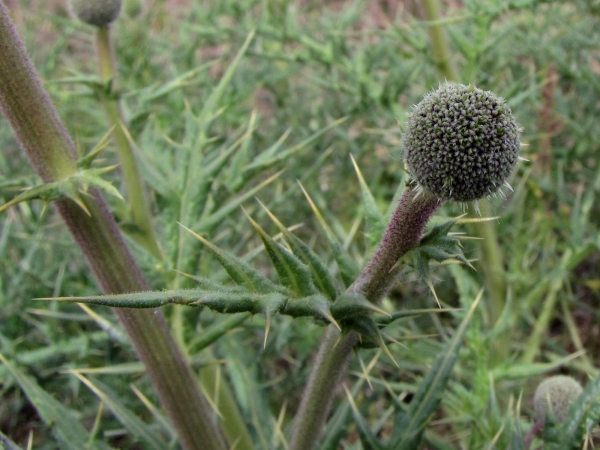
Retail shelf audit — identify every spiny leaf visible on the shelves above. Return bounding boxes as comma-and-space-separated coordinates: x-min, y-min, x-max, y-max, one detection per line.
0, 354, 100, 450
138, 61, 214, 103
257, 199, 339, 301
347, 316, 398, 367
175, 271, 249, 293
198, 29, 256, 124
244, 210, 318, 298
72, 374, 165, 450
344, 385, 385, 450
0, 182, 62, 214
241, 117, 348, 181
378, 308, 460, 327
331, 292, 390, 321
196, 170, 284, 233
76, 127, 114, 169
392, 289, 483, 449
38, 290, 206, 308
350, 154, 385, 247
0, 165, 123, 215
403, 216, 473, 304
179, 223, 285, 294
42, 289, 344, 331
192, 124, 257, 220
298, 181, 359, 286
281, 294, 340, 329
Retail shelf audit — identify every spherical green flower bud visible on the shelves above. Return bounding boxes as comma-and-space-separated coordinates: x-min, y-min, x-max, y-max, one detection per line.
124, 0, 143, 18
69, 0, 123, 27
533, 375, 583, 425
403, 83, 521, 202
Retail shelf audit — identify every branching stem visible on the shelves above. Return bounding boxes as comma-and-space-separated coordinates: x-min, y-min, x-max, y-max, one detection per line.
95, 26, 161, 259
289, 186, 442, 450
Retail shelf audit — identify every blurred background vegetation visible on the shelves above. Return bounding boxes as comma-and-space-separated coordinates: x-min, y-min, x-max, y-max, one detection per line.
1, 0, 599, 448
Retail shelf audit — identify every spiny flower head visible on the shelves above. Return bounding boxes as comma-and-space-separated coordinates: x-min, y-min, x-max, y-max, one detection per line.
69, 0, 123, 27
403, 83, 522, 203
533, 375, 583, 425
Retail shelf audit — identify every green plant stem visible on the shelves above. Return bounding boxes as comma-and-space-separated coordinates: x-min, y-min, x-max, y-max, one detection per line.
421, 0, 509, 363
0, 6, 226, 450
473, 202, 507, 329
422, 0, 458, 82
289, 186, 442, 450
95, 26, 161, 259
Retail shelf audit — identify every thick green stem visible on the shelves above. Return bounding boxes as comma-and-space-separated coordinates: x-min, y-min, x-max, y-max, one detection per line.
95, 26, 161, 259
290, 186, 442, 450
0, 6, 226, 449
421, 0, 509, 362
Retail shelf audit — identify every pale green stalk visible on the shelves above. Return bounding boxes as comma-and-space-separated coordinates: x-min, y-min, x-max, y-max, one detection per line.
95, 26, 161, 259
289, 186, 442, 450
421, 0, 508, 361
0, 6, 226, 449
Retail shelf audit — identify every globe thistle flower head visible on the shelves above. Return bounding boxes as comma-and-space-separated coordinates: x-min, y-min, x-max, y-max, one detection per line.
533, 375, 583, 425
403, 83, 522, 204
69, 0, 123, 27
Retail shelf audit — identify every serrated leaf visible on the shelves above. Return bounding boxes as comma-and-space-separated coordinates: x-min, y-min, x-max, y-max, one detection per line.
298, 182, 359, 286
344, 385, 385, 450
350, 154, 385, 247
244, 211, 318, 297
73, 374, 165, 450
179, 223, 285, 294
392, 290, 483, 449
0, 354, 100, 450
257, 200, 339, 301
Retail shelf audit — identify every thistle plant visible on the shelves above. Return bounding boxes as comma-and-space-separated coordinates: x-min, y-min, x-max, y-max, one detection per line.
29, 81, 523, 449
3, 1, 600, 449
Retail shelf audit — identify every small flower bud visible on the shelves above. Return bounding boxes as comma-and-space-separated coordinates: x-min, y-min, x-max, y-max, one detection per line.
403, 83, 521, 202
124, 0, 143, 18
533, 375, 583, 425
69, 0, 123, 27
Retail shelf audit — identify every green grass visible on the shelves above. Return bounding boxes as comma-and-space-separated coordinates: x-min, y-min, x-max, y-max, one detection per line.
1, 0, 600, 448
